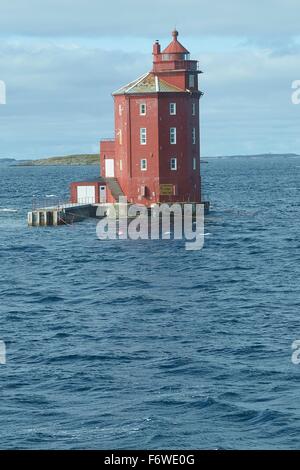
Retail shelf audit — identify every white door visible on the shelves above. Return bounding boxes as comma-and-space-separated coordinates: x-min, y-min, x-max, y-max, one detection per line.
77, 185, 96, 204
99, 185, 107, 203
105, 159, 114, 177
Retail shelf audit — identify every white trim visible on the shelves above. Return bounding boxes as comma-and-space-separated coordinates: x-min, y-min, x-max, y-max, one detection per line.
155, 76, 160, 92
192, 127, 196, 145
140, 103, 147, 115
105, 159, 115, 177
77, 185, 96, 204
140, 159, 147, 171
140, 127, 147, 145
99, 185, 107, 203
170, 102, 176, 115
170, 127, 177, 145
170, 157, 177, 170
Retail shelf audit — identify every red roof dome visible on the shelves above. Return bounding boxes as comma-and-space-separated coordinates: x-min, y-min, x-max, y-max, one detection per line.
162, 30, 190, 55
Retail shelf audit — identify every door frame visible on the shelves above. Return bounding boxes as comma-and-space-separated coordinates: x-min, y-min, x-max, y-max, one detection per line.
99, 185, 107, 203
105, 158, 115, 177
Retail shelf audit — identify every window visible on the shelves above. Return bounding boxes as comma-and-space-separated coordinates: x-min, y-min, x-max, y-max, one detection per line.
189, 74, 195, 88
169, 103, 176, 115
140, 103, 146, 115
192, 103, 196, 116
192, 127, 196, 145
140, 128, 147, 145
119, 159, 123, 171
170, 127, 177, 145
118, 129, 122, 145
141, 159, 147, 171
170, 158, 177, 170
118, 104, 122, 116
193, 158, 197, 170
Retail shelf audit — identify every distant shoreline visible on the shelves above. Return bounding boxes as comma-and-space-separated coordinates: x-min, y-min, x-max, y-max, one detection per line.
205, 153, 300, 159
0, 153, 299, 166
15, 154, 99, 166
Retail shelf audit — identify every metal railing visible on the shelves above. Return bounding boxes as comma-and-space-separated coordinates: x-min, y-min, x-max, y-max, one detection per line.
32, 197, 96, 211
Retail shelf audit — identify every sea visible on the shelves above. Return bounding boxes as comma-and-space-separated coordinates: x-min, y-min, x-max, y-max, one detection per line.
0, 154, 299, 450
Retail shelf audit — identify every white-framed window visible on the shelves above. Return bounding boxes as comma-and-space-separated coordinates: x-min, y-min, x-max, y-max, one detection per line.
169, 102, 176, 115
192, 127, 196, 145
141, 159, 147, 171
170, 157, 177, 170
170, 127, 177, 144
119, 159, 123, 171
140, 103, 146, 115
192, 102, 196, 116
189, 74, 195, 88
118, 104, 122, 116
193, 158, 197, 170
140, 128, 147, 145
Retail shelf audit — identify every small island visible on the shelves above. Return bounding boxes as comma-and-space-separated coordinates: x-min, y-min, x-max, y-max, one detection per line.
17, 154, 99, 166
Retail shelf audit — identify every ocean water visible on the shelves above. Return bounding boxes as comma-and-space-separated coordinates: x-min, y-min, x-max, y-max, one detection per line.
0, 155, 299, 450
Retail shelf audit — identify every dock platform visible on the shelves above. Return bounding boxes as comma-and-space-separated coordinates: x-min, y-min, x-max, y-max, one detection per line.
27, 203, 97, 227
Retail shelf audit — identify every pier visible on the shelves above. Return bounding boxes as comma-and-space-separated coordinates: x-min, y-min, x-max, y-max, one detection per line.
27, 201, 97, 227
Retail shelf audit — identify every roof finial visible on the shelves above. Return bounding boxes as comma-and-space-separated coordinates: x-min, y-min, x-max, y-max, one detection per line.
172, 29, 179, 41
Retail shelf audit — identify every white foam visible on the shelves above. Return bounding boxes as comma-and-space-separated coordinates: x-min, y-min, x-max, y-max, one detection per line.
0, 208, 18, 213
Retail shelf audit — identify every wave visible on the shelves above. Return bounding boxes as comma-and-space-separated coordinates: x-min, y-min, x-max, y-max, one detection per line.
0, 208, 18, 212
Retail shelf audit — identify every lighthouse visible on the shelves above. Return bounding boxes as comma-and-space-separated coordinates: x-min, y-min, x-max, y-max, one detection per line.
71, 30, 205, 207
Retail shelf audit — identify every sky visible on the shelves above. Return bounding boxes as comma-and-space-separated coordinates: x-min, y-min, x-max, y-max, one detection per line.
0, 0, 300, 159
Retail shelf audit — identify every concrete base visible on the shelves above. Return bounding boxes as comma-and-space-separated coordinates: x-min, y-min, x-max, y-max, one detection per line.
28, 204, 97, 227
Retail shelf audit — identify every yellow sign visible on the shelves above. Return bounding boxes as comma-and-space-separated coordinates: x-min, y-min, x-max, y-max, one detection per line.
160, 184, 173, 196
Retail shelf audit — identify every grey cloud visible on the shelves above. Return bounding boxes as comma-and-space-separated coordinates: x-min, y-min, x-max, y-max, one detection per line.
1, 0, 300, 159
0, 41, 150, 158
0, 0, 300, 39
0, 38, 299, 158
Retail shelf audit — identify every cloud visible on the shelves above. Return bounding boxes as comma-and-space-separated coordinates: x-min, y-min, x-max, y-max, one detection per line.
0, 0, 300, 158
0, 0, 300, 39
199, 47, 300, 155
0, 40, 152, 158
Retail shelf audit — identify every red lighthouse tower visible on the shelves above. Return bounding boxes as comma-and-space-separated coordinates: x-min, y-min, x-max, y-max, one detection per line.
71, 30, 204, 207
